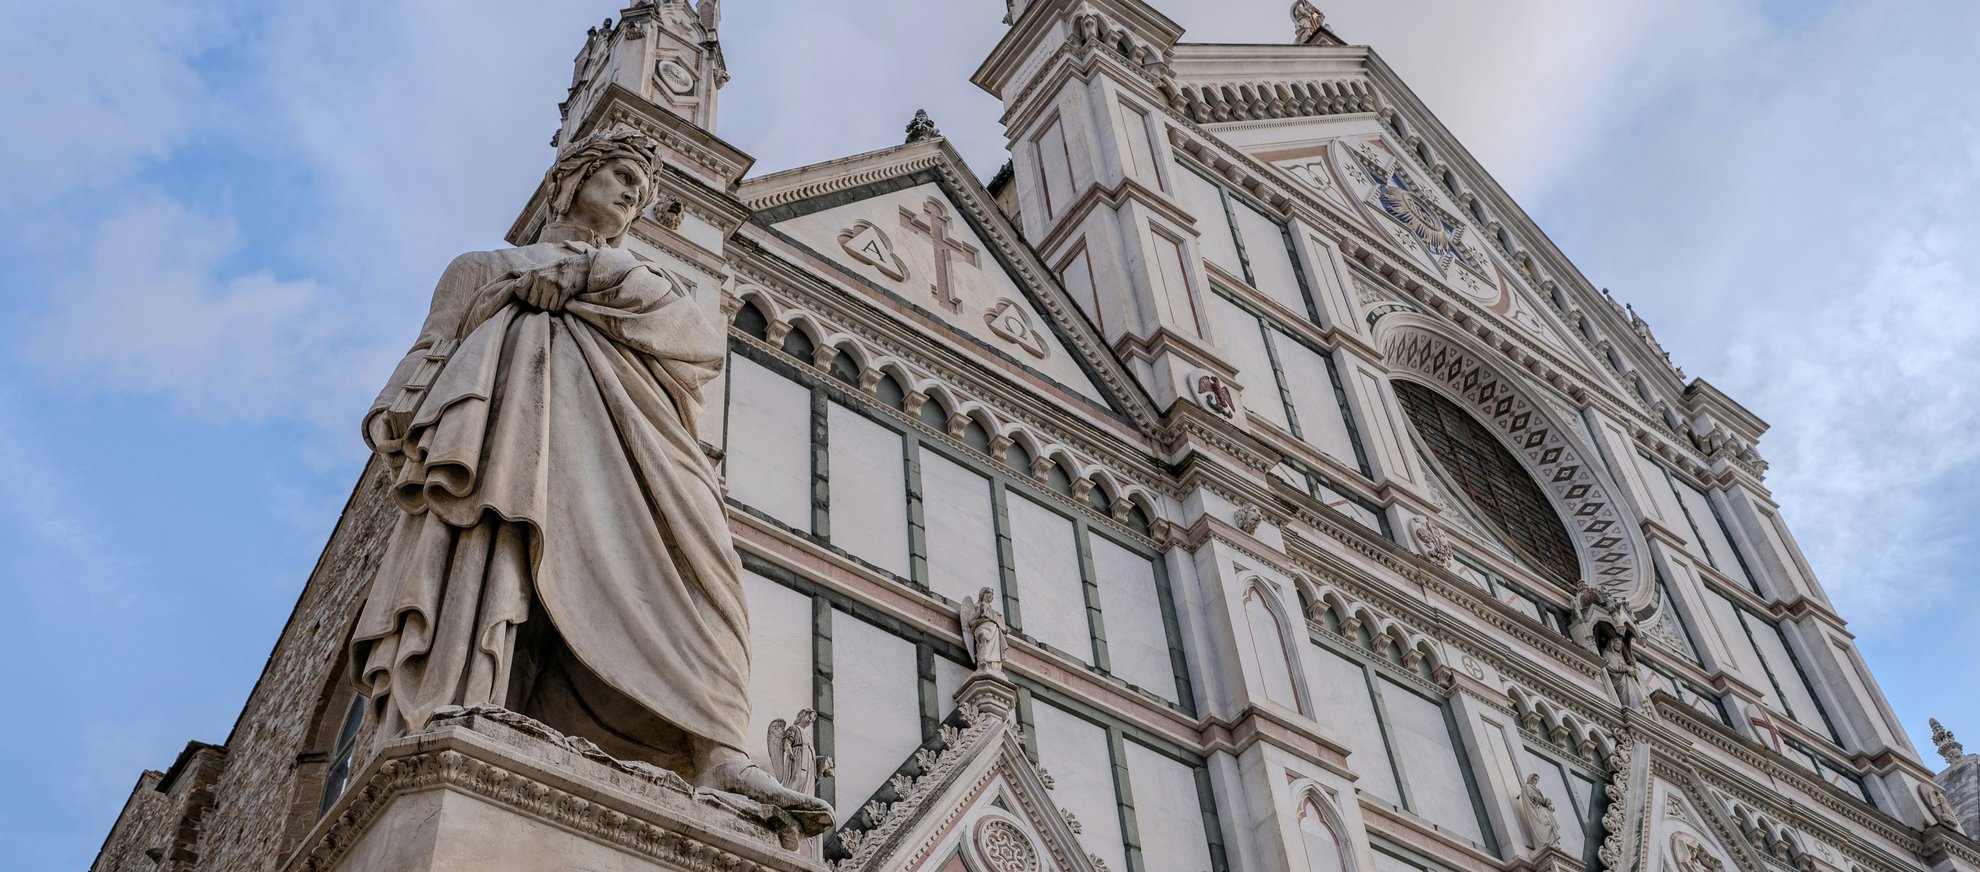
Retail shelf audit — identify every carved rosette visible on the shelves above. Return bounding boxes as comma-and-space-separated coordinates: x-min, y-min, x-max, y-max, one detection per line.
973, 818, 1041, 872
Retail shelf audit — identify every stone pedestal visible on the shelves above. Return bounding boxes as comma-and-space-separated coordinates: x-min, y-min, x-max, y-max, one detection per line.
289, 711, 826, 872
1506, 845, 1585, 872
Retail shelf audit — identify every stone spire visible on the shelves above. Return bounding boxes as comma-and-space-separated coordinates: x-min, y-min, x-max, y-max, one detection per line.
1932, 718, 1980, 842
554, 0, 729, 149
903, 109, 941, 143
1934, 718, 1967, 766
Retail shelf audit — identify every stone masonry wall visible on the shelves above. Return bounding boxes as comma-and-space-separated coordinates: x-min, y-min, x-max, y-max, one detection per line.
91, 771, 168, 872
1942, 755, 1980, 841
184, 460, 399, 872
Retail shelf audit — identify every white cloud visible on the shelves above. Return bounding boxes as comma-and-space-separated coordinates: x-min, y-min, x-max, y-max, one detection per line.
0, 0, 222, 209
1729, 214, 1980, 622
1518, 0, 1980, 632
28, 197, 390, 434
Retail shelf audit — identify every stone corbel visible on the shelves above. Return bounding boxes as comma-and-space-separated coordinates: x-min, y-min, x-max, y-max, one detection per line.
1028, 455, 1056, 483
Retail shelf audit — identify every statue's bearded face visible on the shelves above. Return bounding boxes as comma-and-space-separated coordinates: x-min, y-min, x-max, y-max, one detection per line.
567, 156, 651, 239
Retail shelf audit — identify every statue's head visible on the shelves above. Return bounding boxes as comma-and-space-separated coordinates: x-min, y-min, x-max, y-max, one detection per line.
544, 124, 664, 246
793, 708, 816, 728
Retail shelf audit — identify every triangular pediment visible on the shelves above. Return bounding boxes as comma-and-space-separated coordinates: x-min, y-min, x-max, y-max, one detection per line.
742, 141, 1155, 429
1242, 129, 1602, 368
828, 679, 1101, 872
1648, 779, 1763, 872
1170, 47, 1662, 399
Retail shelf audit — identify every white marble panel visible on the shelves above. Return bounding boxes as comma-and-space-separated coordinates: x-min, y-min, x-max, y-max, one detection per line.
1208, 295, 1287, 430
1749, 617, 1828, 733
1233, 200, 1307, 315
726, 355, 812, 529
1274, 331, 1359, 467
831, 612, 921, 808
1123, 741, 1213, 872
1380, 678, 1484, 844
743, 571, 814, 777
1008, 494, 1092, 663
920, 449, 1001, 604
827, 403, 910, 577
1519, 749, 1585, 858
1174, 163, 1242, 275
1092, 535, 1175, 701
1032, 703, 1127, 872
1309, 645, 1400, 803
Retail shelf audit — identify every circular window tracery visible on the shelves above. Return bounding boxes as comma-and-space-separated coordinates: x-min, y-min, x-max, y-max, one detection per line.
973, 818, 1040, 872
1394, 379, 1580, 585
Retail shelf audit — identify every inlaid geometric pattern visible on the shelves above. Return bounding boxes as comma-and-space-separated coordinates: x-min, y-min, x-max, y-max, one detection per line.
1386, 331, 1641, 597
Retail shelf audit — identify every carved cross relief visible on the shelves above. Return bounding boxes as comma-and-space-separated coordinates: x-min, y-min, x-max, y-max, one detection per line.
1747, 708, 1784, 754
899, 197, 980, 312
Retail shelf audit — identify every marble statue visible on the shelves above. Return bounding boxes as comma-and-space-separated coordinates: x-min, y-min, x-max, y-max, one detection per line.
1291, 0, 1326, 42
1571, 585, 1646, 711
959, 587, 1009, 675
767, 708, 821, 796
1517, 773, 1561, 850
349, 123, 830, 832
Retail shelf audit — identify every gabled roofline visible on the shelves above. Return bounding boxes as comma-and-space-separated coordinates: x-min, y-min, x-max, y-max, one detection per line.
1357, 50, 1690, 405
737, 137, 1164, 435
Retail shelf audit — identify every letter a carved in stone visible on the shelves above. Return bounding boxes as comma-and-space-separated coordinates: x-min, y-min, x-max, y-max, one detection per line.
839, 220, 911, 282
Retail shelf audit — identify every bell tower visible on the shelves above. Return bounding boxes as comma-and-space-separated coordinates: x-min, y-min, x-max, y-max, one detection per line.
558, 0, 727, 146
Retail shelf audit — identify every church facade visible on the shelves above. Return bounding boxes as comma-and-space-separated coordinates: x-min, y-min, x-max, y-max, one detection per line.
91, 2, 1979, 872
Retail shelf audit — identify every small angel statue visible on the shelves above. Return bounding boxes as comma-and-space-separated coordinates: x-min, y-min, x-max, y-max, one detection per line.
766, 708, 822, 795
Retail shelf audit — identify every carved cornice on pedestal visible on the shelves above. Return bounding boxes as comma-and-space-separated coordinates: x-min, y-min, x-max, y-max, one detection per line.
291, 713, 823, 872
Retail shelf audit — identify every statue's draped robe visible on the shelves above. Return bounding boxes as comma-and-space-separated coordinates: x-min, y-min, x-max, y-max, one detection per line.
352, 240, 747, 759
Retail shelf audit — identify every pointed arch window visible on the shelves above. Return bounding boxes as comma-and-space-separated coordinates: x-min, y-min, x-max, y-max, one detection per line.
1298, 795, 1350, 872
1242, 583, 1306, 713
317, 694, 366, 816
1392, 380, 1579, 585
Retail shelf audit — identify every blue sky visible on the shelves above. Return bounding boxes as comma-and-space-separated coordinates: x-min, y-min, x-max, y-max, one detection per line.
3, 0, 1976, 866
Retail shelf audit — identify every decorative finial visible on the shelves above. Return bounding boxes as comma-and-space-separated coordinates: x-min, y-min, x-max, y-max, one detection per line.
1932, 718, 1965, 765
904, 108, 941, 143
1291, 0, 1326, 43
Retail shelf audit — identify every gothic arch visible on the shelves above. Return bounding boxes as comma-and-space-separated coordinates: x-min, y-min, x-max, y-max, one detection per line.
1375, 319, 1652, 609
724, 285, 1168, 537
1289, 783, 1359, 872
1240, 577, 1312, 715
